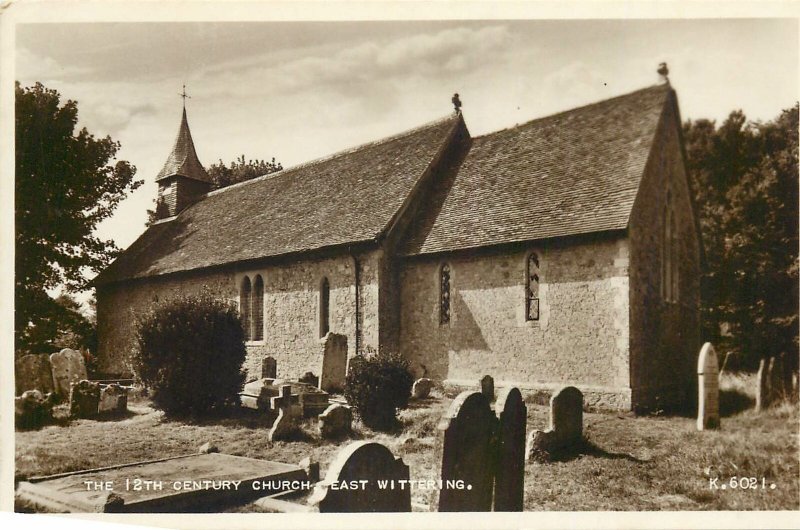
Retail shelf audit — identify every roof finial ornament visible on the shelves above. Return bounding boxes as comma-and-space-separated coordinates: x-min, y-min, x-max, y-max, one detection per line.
657, 62, 669, 84
179, 84, 191, 109
452, 93, 462, 115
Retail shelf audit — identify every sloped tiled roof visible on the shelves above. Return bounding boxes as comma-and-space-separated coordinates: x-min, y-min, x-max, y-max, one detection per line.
400, 84, 671, 256
94, 115, 460, 285
156, 108, 211, 183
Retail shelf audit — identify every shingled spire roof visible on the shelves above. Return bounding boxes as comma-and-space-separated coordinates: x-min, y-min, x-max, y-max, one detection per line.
155, 107, 211, 183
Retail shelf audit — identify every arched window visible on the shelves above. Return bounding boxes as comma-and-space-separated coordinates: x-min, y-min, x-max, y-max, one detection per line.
252, 275, 264, 341
240, 276, 252, 341
526, 252, 540, 321
440, 263, 451, 325
319, 277, 330, 338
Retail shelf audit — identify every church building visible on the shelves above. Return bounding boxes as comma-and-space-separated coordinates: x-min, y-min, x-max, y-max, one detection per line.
93, 77, 701, 412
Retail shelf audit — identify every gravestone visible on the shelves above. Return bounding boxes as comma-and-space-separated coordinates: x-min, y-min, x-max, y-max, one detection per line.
261, 356, 277, 379
309, 441, 411, 512
697, 342, 720, 430
299, 456, 320, 482
319, 404, 352, 439
756, 357, 769, 411
268, 385, 298, 442
480, 375, 495, 402
493, 387, 526, 511
70, 380, 101, 419
319, 333, 348, 392
526, 386, 583, 461
15, 354, 55, 395
98, 384, 128, 415
15, 389, 54, 429
50, 348, 88, 398
768, 353, 786, 402
412, 378, 434, 399
434, 391, 496, 512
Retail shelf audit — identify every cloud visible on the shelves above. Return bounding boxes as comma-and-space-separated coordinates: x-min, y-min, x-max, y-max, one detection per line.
16, 46, 93, 85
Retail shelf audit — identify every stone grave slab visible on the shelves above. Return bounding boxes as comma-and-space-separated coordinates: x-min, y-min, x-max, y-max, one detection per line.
16, 453, 307, 513
50, 348, 88, 398
15, 354, 55, 395
240, 378, 328, 417
697, 342, 720, 430
319, 332, 348, 392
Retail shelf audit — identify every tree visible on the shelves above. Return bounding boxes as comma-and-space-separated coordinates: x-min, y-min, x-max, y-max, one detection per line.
684, 105, 798, 371
207, 154, 282, 190
15, 82, 142, 355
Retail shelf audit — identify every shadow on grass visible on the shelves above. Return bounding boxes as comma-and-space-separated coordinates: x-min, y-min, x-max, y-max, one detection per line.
533, 437, 647, 464
720, 388, 754, 417
158, 407, 279, 429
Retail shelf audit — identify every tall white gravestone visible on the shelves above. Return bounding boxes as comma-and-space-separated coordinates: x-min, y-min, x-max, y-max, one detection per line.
697, 342, 720, 430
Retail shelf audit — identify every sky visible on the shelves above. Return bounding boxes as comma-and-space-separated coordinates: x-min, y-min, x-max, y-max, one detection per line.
14, 16, 799, 260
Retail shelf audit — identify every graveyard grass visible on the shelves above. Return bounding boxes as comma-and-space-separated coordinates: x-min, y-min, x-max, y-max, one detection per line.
15, 372, 798, 512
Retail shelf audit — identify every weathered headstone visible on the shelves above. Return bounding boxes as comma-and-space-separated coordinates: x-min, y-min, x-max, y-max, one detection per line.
319, 404, 352, 439
299, 456, 320, 482
434, 391, 496, 512
50, 348, 88, 398
697, 342, 720, 430
309, 441, 411, 512
98, 384, 128, 415
756, 357, 769, 411
412, 378, 434, 399
261, 356, 277, 379
480, 375, 495, 402
15, 389, 54, 429
268, 385, 298, 442
319, 332, 348, 392
198, 442, 219, 454
494, 387, 526, 511
526, 386, 583, 461
15, 354, 55, 395
70, 380, 101, 418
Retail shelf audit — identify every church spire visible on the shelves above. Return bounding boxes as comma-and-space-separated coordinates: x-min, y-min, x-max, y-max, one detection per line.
155, 101, 211, 184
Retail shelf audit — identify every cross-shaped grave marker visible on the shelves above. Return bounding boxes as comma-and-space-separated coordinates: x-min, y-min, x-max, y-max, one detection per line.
268, 385, 298, 442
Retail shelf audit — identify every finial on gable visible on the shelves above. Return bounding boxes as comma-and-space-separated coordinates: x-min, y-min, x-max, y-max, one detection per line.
452, 93, 462, 115
657, 62, 670, 84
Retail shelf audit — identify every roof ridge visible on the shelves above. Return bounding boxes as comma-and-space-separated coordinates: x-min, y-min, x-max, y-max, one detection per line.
472, 83, 669, 140
204, 113, 458, 198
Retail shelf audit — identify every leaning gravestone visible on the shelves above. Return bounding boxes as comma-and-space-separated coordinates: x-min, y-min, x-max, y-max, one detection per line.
262, 356, 277, 379
412, 378, 434, 399
319, 404, 352, 439
319, 333, 348, 392
50, 348, 88, 398
15, 354, 55, 395
756, 357, 769, 412
434, 391, 496, 512
98, 384, 128, 415
70, 380, 101, 419
697, 342, 720, 431
480, 375, 495, 402
309, 441, 411, 512
526, 386, 583, 461
493, 387, 526, 511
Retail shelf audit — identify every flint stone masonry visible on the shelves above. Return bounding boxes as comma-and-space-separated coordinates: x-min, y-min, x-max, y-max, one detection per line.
696, 343, 719, 431
319, 333, 348, 392
526, 386, 584, 461
50, 348, 88, 398
309, 441, 411, 512
15, 354, 55, 395
412, 378, 434, 399
319, 404, 352, 438
98, 384, 128, 415
70, 380, 101, 419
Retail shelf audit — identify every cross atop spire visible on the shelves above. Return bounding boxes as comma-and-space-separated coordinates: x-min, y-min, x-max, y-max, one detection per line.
179, 84, 191, 109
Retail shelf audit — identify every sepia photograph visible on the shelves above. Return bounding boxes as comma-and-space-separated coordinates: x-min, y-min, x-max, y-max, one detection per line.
3, 2, 798, 528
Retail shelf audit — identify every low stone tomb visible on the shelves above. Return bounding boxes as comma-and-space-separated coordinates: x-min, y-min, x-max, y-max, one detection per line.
15, 353, 55, 395
412, 378, 434, 399
16, 452, 307, 513
319, 404, 352, 439
480, 375, 495, 402
697, 342, 720, 431
70, 380, 101, 419
526, 386, 583, 461
98, 383, 128, 415
309, 441, 411, 512
50, 348, 88, 398
240, 378, 328, 417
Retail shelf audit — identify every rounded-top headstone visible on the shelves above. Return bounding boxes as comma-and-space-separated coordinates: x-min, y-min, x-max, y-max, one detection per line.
697, 342, 720, 431
412, 378, 434, 399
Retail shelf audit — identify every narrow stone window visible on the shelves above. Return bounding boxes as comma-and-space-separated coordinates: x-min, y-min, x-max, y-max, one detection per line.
440, 263, 451, 325
526, 252, 540, 321
252, 275, 264, 341
240, 276, 252, 341
319, 277, 330, 338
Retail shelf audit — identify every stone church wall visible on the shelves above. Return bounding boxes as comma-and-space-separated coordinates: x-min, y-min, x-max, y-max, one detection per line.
398, 235, 632, 409
96, 250, 385, 379
628, 94, 701, 412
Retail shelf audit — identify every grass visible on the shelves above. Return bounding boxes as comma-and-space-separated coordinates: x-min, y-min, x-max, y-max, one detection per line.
15, 373, 799, 512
